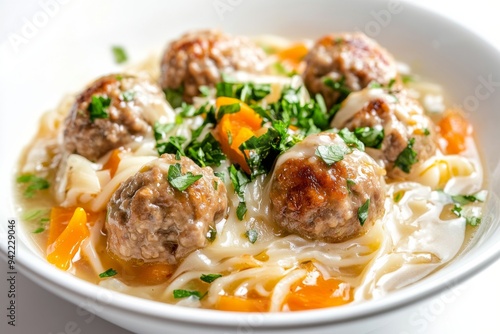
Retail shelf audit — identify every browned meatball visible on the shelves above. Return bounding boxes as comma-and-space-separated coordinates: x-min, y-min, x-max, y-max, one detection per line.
64, 74, 174, 161
269, 133, 386, 243
303, 32, 398, 108
331, 88, 437, 179
106, 154, 227, 265
159, 29, 267, 103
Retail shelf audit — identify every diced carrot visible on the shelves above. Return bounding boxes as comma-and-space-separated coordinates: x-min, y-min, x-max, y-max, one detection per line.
102, 149, 122, 178
438, 110, 473, 154
285, 266, 353, 311
277, 43, 308, 64
47, 206, 76, 245
134, 262, 174, 285
216, 295, 269, 312
214, 97, 264, 174
47, 207, 90, 271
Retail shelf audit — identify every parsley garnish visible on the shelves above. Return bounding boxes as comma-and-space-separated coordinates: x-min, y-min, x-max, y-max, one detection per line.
88, 95, 111, 122
452, 204, 462, 217
206, 226, 217, 242
466, 216, 481, 226
245, 229, 258, 244
323, 77, 352, 102
173, 289, 204, 299
215, 80, 271, 104
358, 199, 370, 226
199, 85, 211, 97
164, 87, 184, 108
394, 138, 418, 173
121, 90, 135, 102
229, 165, 250, 220
99, 268, 118, 278
200, 274, 222, 283
217, 103, 241, 120
17, 174, 50, 198
338, 128, 365, 151
451, 191, 487, 205
167, 163, 203, 191
111, 46, 128, 64
315, 144, 351, 165
346, 179, 356, 193
354, 126, 384, 149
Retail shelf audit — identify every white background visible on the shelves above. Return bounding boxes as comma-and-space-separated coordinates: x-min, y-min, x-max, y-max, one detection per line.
1, 0, 500, 333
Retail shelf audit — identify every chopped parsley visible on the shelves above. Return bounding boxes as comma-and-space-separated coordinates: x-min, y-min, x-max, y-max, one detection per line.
354, 126, 385, 149
229, 165, 250, 220
452, 204, 462, 217
346, 179, 356, 193
206, 226, 217, 242
199, 85, 211, 97
323, 77, 351, 102
99, 268, 118, 278
358, 199, 370, 226
111, 46, 128, 64
245, 229, 258, 244
88, 95, 111, 122
121, 90, 135, 102
215, 81, 271, 104
200, 273, 222, 283
423, 128, 431, 136
16, 174, 50, 198
466, 216, 481, 226
163, 87, 184, 108
451, 190, 487, 205
393, 191, 404, 203
173, 289, 204, 299
338, 128, 365, 151
217, 103, 241, 120
167, 163, 203, 191
315, 144, 351, 165
394, 138, 418, 173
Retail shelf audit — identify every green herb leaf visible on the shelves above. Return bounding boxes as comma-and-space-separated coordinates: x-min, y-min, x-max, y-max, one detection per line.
236, 202, 247, 220
88, 95, 111, 122
346, 179, 356, 193
99, 268, 118, 278
217, 103, 241, 120
466, 216, 481, 226
315, 144, 351, 166
200, 273, 222, 283
394, 138, 418, 173
167, 163, 203, 191
323, 77, 351, 102
111, 46, 128, 64
121, 90, 135, 102
354, 126, 385, 149
199, 85, 211, 97
393, 191, 404, 203
245, 229, 258, 244
173, 289, 203, 299
229, 165, 250, 201
32, 227, 45, 234
358, 199, 370, 226
451, 190, 487, 205
423, 128, 430, 136
164, 87, 184, 108
206, 226, 217, 242
402, 74, 414, 84
17, 174, 50, 198
338, 128, 365, 151
186, 132, 226, 167
452, 204, 462, 217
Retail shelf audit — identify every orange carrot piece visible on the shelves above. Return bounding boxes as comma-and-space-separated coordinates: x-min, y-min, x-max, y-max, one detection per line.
285, 267, 353, 311
277, 43, 308, 64
214, 97, 263, 174
438, 111, 473, 154
216, 295, 269, 312
46, 207, 89, 271
102, 149, 122, 178
47, 206, 76, 245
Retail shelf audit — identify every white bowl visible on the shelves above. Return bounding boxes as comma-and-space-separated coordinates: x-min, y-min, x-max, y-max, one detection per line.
2, 0, 500, 333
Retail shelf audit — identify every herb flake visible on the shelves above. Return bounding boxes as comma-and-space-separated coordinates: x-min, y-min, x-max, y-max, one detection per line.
99, 268, 118, 278
167, 163, 203, 191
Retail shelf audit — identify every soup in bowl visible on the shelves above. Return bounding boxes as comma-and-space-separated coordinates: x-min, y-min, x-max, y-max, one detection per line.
1, 0, 500, 333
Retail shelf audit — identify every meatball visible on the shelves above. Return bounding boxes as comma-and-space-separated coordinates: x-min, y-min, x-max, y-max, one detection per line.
64, 74, 174, 161
106, 154, 227, 265
159, 29, 267, 103
331, 88, 437, 178
303, 32, 398, 108
269, 132, 386, 243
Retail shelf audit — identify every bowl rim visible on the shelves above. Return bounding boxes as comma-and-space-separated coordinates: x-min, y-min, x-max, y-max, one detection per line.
3, 0, 500, 330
